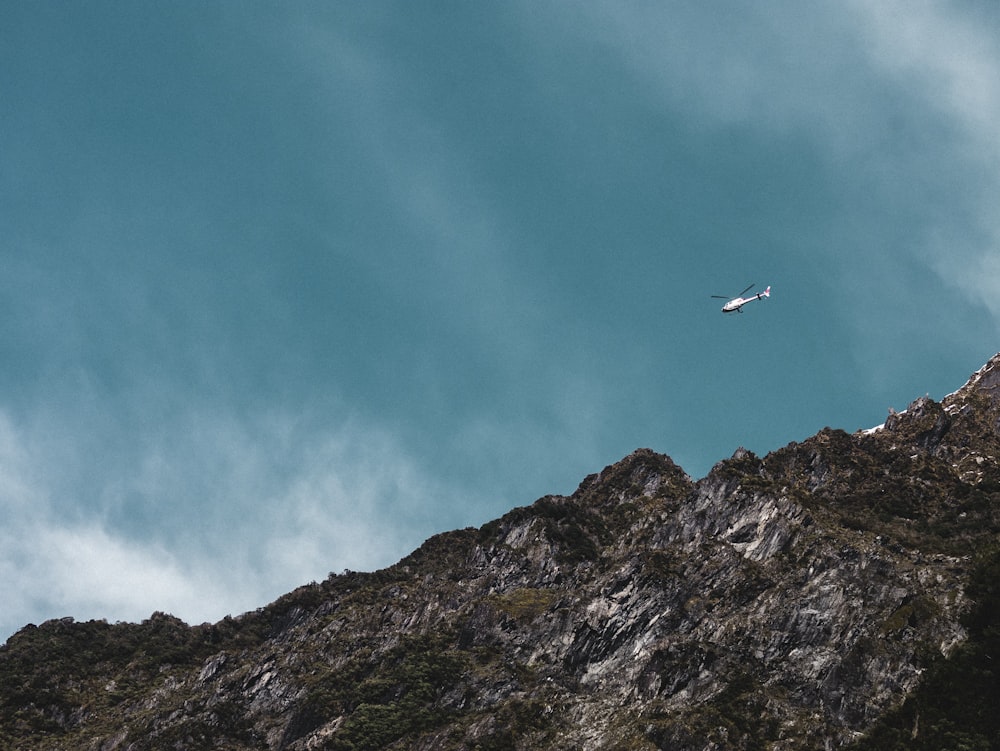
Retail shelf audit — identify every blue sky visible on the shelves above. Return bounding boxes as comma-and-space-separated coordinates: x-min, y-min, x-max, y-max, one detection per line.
2, 1, 999, 640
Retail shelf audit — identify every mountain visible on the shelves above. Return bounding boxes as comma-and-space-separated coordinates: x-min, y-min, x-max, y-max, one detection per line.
3, 356, 1000, 750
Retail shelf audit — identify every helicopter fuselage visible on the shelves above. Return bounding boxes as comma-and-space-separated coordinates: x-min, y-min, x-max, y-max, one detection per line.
721, 296, 752, 313
720, 286, 770, 313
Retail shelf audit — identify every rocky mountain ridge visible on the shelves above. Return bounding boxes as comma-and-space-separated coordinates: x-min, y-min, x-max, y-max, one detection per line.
3, 355, 1000, 750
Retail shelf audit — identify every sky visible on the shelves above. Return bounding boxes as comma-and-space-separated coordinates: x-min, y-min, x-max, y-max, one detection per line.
2, 1, 999, 641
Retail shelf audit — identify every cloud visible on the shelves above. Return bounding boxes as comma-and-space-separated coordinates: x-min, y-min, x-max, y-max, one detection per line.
847, 0, 1000, 322
7, 525, 204, 628
0, 414, 202, 636
551, 4, 859, 141
850, 0, 1000, 154
0, 405, 478, 642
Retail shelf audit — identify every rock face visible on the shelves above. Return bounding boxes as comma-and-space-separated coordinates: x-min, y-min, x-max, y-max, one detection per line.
3, 356, 1000, 750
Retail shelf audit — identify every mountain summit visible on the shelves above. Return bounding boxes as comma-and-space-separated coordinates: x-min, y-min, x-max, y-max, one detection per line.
3, 356, 1000, 750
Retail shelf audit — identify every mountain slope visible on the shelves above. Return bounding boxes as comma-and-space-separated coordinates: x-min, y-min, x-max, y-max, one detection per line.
3, 356, 1000, 750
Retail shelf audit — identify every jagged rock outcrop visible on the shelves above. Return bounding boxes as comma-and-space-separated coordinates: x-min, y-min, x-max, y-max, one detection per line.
3, 355, 1000, 750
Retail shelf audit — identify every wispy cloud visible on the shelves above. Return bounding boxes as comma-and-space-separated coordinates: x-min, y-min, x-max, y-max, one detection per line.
851, 0, 1000, 154
848, 0, 1000, 322
293, 14, 550, 356
0, 405, 477, 641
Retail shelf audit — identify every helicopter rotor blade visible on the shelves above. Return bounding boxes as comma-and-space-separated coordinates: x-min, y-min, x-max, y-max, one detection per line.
738, 283, 755, 297
711, 295, 729, 299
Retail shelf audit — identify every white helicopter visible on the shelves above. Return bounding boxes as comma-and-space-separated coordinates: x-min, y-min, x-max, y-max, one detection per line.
712, 283, 771, 313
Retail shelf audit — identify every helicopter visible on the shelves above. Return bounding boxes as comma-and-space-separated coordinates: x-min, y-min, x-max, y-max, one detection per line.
712, 283, 771, 313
